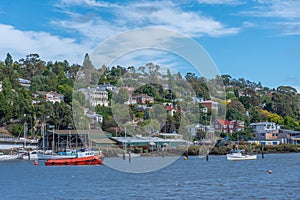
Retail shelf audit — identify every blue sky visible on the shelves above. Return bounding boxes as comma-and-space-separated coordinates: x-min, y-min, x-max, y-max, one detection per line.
0, 0, 299, 90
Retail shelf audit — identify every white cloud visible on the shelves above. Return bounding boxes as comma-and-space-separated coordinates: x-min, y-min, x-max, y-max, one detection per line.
90, 28, 220, 80
58, 0, 116, 8
276, 22, 300, 35
118, 1, 240, 37
240, 0, 300, 35
55, 0, 240, 39
197, 0, 244, 5
0, 24, 88, 63
51, 12, 125, 43
243, 0, 300, 19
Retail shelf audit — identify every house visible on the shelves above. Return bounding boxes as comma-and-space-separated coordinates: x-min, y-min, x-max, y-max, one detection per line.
279, 129, 300, 144
187, 124, 215, 139
86, 113, 103, 130
132, 94, 154, 104
231, 120, 245, 132
86, 113, 103, 123
98, 84, 118, 92
119, 86, 135, 95
213, 119, 233, 133
249, 122, 280, 141
18, 78, 31, 90
77, 87, 109, 107
200, 100, 219, 113
119, 87, 137, 105
213, 119, 244, 134
36, 91, 64, 104
165, 105, 177, 117
124, 97, 137, 105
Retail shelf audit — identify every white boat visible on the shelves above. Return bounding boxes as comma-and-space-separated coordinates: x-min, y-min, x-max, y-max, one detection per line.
117, 153, 141, 158
19, 150, 39, 160
0, 152, 18, 161
38, 149, 77, 160
226, 149, 257, 161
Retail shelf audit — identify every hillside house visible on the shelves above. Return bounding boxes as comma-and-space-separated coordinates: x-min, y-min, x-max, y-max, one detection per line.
77, 87, 109, 107
36, 91, 64, 104
213, 119, 244, 134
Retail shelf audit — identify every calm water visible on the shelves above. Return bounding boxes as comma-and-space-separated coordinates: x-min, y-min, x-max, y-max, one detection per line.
0, 153, 299, 200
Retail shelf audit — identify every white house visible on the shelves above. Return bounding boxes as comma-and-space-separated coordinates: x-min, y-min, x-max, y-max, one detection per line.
77, 87, 109, 107
36, 91, 64, 104
18, 78, 31, 90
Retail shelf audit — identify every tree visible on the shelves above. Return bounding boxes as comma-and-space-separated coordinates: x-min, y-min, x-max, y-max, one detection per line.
57, 84, 73, 104
140, 119, 161, 135
277, 86, 297, 95
226, 107, 244, 121
72, 100, 89, 130
221, 74, 232, 86
5, 53, 13, 67
0, 92, 12, 125
112, 88, 129, 104
19, 54, 46, 80
269, 113, 284, 125
228, 100, 246, 113
73, 91, 87, 106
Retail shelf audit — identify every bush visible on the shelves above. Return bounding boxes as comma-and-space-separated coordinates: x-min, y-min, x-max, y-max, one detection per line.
7, 123, 24, 137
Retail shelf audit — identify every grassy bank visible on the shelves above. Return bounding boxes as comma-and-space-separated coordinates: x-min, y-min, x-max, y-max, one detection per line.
188, 144, 300, 156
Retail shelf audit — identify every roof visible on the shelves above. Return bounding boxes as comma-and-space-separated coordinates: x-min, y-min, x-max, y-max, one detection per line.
165, 106, 175, 111
90, 138, 116, 144
110, 136, 189, 144
249, 122, 276, 126
47, 130, 108, 135
216, 119, 231, 126
37, 91, 64, 97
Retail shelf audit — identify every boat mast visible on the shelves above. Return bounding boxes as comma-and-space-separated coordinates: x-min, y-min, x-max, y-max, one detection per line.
24, 123, 28, 147
42, 123, 45, 152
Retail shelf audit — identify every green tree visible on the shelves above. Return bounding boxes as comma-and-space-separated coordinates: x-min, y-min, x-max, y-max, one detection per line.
19, 54, 46, 80
269, 113, 284, 125
112, 88, 129, 104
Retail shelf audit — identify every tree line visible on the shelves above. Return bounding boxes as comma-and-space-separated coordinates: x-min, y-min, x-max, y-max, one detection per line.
0, 53, 299, 138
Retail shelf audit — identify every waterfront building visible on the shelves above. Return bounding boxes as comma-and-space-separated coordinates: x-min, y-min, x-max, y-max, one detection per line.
279, 129, 300, 144
39, 130, 115, 152
110, 134, 190, 150
249, 122, 280, 141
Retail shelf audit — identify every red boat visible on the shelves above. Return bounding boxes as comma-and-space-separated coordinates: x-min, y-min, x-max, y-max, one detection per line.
45, 150, 104, 166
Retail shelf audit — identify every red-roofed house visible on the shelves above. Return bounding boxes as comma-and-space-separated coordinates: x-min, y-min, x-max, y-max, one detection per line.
213, 119, 245, 134
213, 119, 233, 133
36, 91, 64, 104
165, 105, 177, 117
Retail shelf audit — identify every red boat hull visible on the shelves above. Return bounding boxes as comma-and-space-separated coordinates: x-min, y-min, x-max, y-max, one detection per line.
45, 155, 103, 166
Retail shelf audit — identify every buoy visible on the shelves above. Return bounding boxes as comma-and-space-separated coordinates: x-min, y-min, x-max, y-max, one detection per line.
33, 160, 38, 165
184, 156, 188, 160
268, 170, 272, 174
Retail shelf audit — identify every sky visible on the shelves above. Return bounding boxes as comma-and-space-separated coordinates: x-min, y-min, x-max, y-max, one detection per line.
0, 0, 300, 90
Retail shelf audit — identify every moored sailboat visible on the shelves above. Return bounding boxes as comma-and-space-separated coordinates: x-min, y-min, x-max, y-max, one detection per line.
0, 152, 18, 161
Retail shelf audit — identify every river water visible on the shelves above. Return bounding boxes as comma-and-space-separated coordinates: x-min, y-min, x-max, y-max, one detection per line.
0, 153, 299, 200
